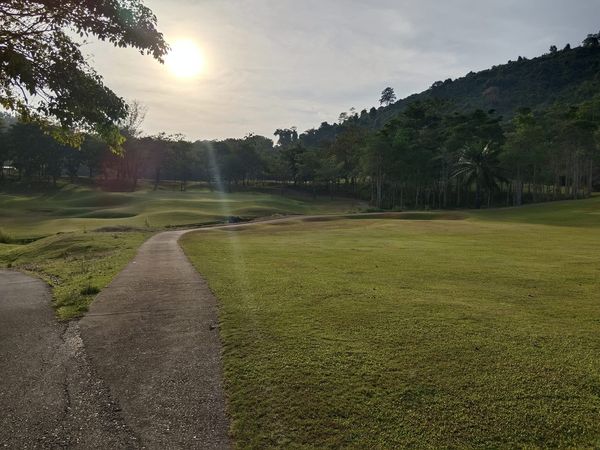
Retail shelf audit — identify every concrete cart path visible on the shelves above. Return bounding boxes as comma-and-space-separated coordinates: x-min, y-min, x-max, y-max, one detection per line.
1, 213, 390, 448
79, 230, 231, 449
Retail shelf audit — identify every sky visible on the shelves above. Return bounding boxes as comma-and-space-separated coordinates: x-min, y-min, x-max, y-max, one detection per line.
87, 0, 599, 141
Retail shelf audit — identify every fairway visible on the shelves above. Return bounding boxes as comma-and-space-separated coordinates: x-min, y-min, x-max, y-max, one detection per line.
0, 184, 362, 318
0, 183, 364, 239
181, 197, 600, 448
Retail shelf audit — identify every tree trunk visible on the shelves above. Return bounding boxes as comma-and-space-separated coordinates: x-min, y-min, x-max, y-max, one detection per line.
154, 168, 161, 191
400, 184, 404, 210
588, 159, 593, 197
376, 174, 383, 209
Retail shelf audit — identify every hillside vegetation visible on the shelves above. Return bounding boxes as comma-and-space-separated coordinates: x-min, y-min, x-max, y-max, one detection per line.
368, 44, 600, 127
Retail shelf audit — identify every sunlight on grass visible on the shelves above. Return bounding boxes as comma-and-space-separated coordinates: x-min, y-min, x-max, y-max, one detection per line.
181, 198, 600, 448
0, 183, 363, 320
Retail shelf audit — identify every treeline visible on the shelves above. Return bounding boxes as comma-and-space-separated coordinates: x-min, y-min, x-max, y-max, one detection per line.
287, 96, 599, 209
1, 93, 598, 209
0, 118, 278, 192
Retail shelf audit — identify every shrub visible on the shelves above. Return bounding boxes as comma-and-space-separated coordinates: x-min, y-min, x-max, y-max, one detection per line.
0, 228, 12, 244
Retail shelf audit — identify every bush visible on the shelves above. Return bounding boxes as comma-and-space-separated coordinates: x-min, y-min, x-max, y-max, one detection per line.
0, 228, 12, 244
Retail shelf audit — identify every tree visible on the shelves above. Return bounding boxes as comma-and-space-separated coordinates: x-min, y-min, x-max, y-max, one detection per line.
167, 138, 196, 191
117, 101, 149, 189
274, 128, 298, 147
0, 0, 167, 145
361, 132, 391, 208
0, 115, 7, 181
81, 134, 108, 178
382, 101, 446, 209
329, 124, 365, 186
379, 87, 396, 106
453, 142, 504, 209
120, 101, 148, 139
141, 134, 172, 190
549, 45, 558, 54
6, 121, 69, 184
583, 33, 600, 48
503, 109, 545, 205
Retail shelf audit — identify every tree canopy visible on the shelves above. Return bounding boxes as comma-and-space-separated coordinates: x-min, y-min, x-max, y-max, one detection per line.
0, 0, 167, 145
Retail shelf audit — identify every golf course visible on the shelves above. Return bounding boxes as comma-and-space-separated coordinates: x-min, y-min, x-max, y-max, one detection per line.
0, 184, 363, 318
179, 195, 600, 448
2, 184, 599, 447
2, 2, 600, 447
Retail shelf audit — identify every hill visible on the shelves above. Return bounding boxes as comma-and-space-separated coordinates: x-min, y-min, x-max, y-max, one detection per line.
302, 36, 600, 141
386, 45, 600, 120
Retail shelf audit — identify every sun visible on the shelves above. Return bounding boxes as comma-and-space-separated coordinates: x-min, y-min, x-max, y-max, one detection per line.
165, 40, 205, 79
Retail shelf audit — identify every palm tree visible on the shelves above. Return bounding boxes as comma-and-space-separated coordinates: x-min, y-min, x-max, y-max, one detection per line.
453, 142, 504, 209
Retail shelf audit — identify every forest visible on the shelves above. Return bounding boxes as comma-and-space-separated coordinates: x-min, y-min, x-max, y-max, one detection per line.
1, 33, 599, 209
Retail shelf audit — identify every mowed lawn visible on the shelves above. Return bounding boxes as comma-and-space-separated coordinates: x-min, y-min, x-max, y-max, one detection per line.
0, 183, 364, 239
181, 197, 600, 448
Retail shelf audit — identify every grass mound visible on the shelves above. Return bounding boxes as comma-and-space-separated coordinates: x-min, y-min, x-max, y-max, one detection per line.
0, 183, 365, 239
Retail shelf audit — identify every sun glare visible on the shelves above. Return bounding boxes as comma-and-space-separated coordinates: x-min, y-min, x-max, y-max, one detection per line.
165, 40, 205, 79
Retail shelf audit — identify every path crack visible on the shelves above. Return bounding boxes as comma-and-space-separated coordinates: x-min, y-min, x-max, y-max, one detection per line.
45, 322, 143, 449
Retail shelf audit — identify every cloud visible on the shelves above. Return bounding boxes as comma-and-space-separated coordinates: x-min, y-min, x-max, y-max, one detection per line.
85, 0, 599, 140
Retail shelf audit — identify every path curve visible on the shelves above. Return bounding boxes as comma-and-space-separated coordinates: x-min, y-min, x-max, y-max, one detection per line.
1, 212, 391, 448
0, 271, 139, 449
79, 230, 231, 449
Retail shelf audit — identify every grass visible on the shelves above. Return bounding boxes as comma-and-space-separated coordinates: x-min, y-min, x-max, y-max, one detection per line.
473, 193, 600, 228
0, 232, 149, 319
180, 195, 600, 448
0, 181, 362, 319
0, 182, 365, 239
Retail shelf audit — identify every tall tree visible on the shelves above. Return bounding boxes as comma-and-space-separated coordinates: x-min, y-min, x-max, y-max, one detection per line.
379, 87, 396, 106
453, 142, 504, 209
167, 138, 195, 191
503, 109, 545, 205
583, 33, 600, 48
274, 127, 298, 147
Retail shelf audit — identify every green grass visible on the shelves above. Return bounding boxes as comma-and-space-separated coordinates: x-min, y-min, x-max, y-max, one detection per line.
181, 195, 600, 448
0, 232, 149, 319
473, 193, 600, 227
0, 182, 362, 319
0, 183, 365, 239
